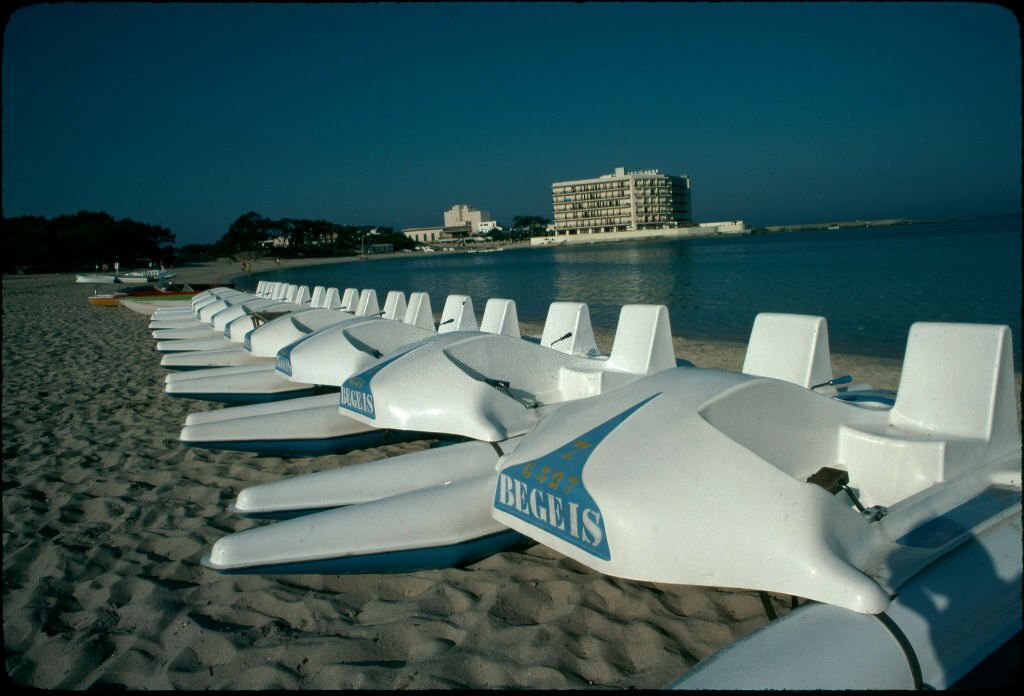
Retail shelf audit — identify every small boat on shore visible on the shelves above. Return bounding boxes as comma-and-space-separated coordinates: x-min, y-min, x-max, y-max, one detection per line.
145, 285, 273, 333
75, 266, 176, 284
87, 282, 225, 310
151, 281, 295, 331
77, 273, 120, 284
668, 514, 1020, 689
201, 312, 882, 577
177, 295, 502, 453
145, 286, 255, 331
156, 285, 353, 362
275, 293, 482, 387
158, 287, 390, 370
167, 292, 471, 403
154, 284, 314, 360
489, 321, 1019, 690
87, 291, 124, 307
164, 289, 437, 403
118, 284, 229, 314
120, 298, 192, 313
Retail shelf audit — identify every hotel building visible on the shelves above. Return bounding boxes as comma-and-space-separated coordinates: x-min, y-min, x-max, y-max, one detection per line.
551, 167, 692, 236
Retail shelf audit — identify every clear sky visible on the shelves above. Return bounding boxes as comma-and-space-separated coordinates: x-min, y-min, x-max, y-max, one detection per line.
3, 2, 1020, 246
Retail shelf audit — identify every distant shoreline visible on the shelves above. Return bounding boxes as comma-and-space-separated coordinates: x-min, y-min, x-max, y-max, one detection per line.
160, 215, 985, 287
750, 217, 941, 234
5, 215, 1003, 286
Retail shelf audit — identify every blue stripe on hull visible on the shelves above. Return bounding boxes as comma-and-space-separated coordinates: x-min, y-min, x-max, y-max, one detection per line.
834, 391, 897, 406
163, 364, 231, 371
182, 428, 426, 457
169, 386, 333, 405
213, 529, 532, 575
239, 505, 340, 520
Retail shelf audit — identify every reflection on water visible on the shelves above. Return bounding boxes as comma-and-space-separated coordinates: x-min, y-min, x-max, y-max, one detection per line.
252, 216, 1021, 363
549, 243, 686, 327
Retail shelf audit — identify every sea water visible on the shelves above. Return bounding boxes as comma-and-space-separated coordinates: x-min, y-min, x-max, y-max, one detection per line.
246, 215, 1022, 365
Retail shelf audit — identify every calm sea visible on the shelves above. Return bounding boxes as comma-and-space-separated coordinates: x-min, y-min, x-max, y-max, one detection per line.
241, 215, 1022, 366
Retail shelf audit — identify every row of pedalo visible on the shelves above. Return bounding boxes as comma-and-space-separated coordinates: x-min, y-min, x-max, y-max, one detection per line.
150, 279, 1021, 689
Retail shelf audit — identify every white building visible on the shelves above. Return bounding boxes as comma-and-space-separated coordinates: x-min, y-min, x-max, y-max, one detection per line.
402, 226, 444, 244
551, 167, 692, 236
403, 203, 499, 245
443, 204, 493, 234
699, 220, 747, 234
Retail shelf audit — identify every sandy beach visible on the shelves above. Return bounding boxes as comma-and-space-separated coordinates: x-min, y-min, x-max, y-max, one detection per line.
0, 261, 973, 689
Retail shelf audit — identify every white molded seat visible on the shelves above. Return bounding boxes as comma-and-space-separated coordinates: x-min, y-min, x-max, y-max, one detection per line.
837, 322, 1019, 503
355, 289, 379, 317
558, 304, 676, 399
606, 304, 676, 375
742, 313, 834, 388
890, 323, 1017, 444
437, 295, 477, 333
480, 299, 520, 337
310, 286, 326, 308
321, 287, 342, 310
339, 288, 359, 312
381, 291, 407, 320
540, 302, 599, 356
291, 285, 311, 305
403, 292, 435, 330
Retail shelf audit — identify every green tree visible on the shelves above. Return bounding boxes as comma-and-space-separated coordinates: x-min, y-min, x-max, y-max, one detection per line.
511, 215, 551, 238
217, 212, 270, 256
2, 211, 175, 273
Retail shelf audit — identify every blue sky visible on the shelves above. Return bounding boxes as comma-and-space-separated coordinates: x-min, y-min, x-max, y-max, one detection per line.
3, 2, 1020, 246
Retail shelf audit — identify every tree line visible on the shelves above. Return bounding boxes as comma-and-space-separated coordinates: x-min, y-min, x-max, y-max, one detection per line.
209, 211, 413, 259
2, 210, 553, 274
2, 211, 175, 274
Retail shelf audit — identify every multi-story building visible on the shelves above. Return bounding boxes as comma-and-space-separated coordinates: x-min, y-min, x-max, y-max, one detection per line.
551, 167, 692, 236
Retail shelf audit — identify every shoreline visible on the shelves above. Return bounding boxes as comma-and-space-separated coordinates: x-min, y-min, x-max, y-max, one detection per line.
96, 254, 1021, 393
161, 213, 973, 286
164, 244, 537, 287
162, 257, 910, 390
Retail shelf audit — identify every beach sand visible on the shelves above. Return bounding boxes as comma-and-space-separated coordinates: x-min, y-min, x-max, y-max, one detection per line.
0, 262, 961, 688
